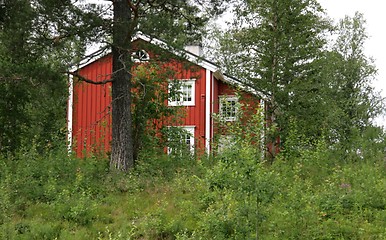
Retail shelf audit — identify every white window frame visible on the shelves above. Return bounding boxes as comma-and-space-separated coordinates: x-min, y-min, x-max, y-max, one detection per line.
219, 95, 238, 121
167, 126, 195, 154
168, 79, 196, 106
131, 49, 150, 62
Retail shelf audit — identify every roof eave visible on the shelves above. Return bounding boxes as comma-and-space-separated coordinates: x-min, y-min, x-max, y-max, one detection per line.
69, 32, 267, 99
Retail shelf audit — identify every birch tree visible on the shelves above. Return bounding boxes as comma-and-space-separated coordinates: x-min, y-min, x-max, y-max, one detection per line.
213, 0, 330, 158
328, 12, 383, 157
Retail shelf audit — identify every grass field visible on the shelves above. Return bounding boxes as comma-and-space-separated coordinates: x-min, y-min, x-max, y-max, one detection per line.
1, 145, 385, 239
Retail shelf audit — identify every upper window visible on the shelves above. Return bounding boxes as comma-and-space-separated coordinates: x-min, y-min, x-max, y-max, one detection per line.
168, 79, 196, 106
131, 49, 150, 62
219, 95, 238, 121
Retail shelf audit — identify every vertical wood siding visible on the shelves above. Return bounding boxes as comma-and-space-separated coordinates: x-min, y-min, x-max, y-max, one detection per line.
213, 79, 261, 138
71, 54, 208, 157
72, 55, 113, 157
71, 46, 260, 157
163, 61, 207, 151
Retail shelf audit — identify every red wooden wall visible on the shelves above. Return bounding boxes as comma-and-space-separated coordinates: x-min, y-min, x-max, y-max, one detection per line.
71, 55, 209, 157
212, 78, 262, 145
166, 61, 207, 151
70, 44, 262, 157
72, 55, 113, 157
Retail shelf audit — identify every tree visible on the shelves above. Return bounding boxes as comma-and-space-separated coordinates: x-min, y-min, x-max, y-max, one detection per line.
70, 0, 227, 171
212, 0, 331, 158
212, 2, 384, 160
325, 12, 383, 157
0, 0, 71, 154
1, 0, 227, 170
0, 0, 111, 155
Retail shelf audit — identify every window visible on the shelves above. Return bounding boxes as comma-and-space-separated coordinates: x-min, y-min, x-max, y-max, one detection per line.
167, 126, 195, 155
131, 49, 150, 62
219, 96, 238, 121
168, 79, 195, 106
182, 127, 195, 151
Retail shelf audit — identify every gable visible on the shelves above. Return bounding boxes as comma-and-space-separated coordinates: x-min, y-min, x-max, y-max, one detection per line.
70, 32, 266, 100
67, 33, 267, 157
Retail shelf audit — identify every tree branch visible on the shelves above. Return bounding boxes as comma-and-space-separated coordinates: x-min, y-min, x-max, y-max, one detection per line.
0, 76, 23, 82
67, 71, 114, 85
127, 0, 142, 13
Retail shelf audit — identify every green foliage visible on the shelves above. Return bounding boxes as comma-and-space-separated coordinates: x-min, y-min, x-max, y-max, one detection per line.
0, 0, 70, 155
213, 96, 265, 155
211, 0, 332, 149
136, 0, 227, 48
326, 12, 384, 156
181, 120, 385, 239
0, 159, 11, 225
1, 138, 385, 239
211, 1, 383, 161
130, 61, 203, 162
0, 147, 108, 233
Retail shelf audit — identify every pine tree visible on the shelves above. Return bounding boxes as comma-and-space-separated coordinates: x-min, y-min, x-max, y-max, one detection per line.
63, 0, 226, 171
109, 0, 227, 171
0, 0, 71, 154
1, 0, 227, 170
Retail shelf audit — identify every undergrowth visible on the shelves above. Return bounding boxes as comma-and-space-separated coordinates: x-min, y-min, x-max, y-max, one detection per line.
1, 138, 385, 239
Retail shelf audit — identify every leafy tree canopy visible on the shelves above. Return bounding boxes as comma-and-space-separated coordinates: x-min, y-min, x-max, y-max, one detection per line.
209, 0, 384, 159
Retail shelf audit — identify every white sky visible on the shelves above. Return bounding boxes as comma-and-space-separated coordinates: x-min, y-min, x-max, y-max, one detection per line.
318, 0, 386, 125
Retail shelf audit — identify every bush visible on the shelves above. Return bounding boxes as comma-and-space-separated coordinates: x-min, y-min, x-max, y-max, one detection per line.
1, 126, 385, 239
0, 146, 109, 228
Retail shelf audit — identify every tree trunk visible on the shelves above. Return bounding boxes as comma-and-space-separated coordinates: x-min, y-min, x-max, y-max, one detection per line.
268, 4, 279, 161
110, 0, 134, 171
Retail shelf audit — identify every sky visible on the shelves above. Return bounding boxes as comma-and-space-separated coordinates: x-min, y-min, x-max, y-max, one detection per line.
318, 0, 386, 125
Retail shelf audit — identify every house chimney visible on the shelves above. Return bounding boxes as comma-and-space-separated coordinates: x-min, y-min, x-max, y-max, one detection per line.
184, 45, 203, 57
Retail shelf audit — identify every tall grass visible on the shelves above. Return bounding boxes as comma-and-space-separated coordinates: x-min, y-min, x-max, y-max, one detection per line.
1, 137, 385, 239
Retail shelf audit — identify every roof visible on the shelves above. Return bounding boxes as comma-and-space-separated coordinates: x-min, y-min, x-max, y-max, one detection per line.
71, 32, 267, 99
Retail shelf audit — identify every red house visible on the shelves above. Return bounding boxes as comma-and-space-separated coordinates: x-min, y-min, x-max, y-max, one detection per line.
67, 33, 266, 157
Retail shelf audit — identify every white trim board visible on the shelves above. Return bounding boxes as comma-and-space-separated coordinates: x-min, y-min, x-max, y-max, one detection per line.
67, 74, 74, 152
205, 69, 211, 153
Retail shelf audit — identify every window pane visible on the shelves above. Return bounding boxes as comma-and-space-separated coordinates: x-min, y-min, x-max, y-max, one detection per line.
168, 80, 195, 106
220, 96, 238, 121
183, 85, 192, 101
167, 126, 195, 155
185, 133, 191, 145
